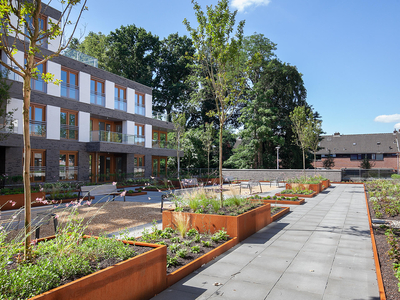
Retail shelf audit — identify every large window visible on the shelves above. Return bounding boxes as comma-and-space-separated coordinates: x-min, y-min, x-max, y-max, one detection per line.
134, 155, 145, 177
115, 86, 127, 111
29, 104, 46, 137
59, 151, 78, 180
31, 149, 45, 182
60, 109, 78, 140
25, 57, 46, 92
61, 68, 79, 100
90, 78, 105, 106
135, 92, 145, 115
25, 14, 47, 48
134, 124, 145, 146
152, 130, 168, 148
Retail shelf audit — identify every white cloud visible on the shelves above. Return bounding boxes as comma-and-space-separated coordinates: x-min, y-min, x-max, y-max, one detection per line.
395, 123, 400, 130
374, 114, 400, 123
231, 0, 271, 12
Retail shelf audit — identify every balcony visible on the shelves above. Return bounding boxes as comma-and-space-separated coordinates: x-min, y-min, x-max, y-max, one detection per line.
91, 90, 105, 106
0, 119, 18, 134
30, 166, 46, 181
29, 120, 46, 137
0, 64, 20, 81
152, 111, 168, 121
61, 82, 79, 100
31, 78, 47, 93
59, 166, 78, 180
60, 124, 78, 140
61, 48, 98, 68
114, 97, 127, 111
135, 104, 145, 116
152, 139, 175, 149
90, 130, 145, 146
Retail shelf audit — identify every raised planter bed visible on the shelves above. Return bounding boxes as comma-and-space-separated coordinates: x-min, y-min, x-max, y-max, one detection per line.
163, 204, 271, 242
271, 207, 290, 221
29, 239, 167, 300
0, 192, 45, 210
276, 192, 317, 198
166, 237, 238, 287
125, 191, 148, 196
321, 179, 330, 190
286, 182, 322, 194
254, 198, 305, 205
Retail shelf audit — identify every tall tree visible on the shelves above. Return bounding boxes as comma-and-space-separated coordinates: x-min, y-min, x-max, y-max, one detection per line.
105, 24, 159, 87
153, 33, 194, 120
75, 31, 108, 69
171, 112, 186, 178
308, 116, 323, 171
184, 0, 246, 205
201, 122, 214, 174
0, 0, 87, 257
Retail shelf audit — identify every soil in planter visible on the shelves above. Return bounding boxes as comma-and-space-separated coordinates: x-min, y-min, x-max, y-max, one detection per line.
179, 202, 264, 216
133, 226, 231, 274
271, 206, 285, 216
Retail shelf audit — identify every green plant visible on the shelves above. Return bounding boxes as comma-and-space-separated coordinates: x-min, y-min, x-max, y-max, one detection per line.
171, 237, 181, 243
168, 243, 181, 253
166, 255, 179, 267
191, 245, 201, 254
174, 213, 189, 238
187, 228, 198, 237
176, 248, 188, 258
201, 240, 212, 247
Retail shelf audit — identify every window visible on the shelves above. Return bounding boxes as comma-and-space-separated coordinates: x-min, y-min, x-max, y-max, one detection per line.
25, 14, 47, 48
135, 92, 145, 115
134, 124, 145, 146
60, 109, 78, 140
29, 104, 46, 137
25, 57, 46, 92
115, 86, 126, 111
350, 154, 357, 160
59, 151, 78, 180
376, 154, 384, 161
134, 155, 145, 177
61, 68, 79, 100
31, 149, 45, 182
90, 78, 105, 106
152, 130, 168, 148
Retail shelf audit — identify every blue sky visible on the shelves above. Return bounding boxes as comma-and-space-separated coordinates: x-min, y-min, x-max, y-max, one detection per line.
55, 0, 400, 135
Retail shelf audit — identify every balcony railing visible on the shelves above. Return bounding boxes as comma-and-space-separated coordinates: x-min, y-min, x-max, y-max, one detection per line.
135, 104, 145, 116
152, 111, 168, 121
29, 120, 46, 137
134, 167, 145, 178
61, 82, 79, 100
60, 124, 78, 140
0, 119, 18, 134
59, 166, 78, 180
31, 78, 47, 93
152, 139, 175, 149
90, 90, 105, 106
30, 166, 46, 181
114, 97, 127, 111
90, 130, 145, 146
0, 64, 20, 81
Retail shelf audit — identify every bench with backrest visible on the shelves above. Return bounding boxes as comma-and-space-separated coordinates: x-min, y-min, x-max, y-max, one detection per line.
239, 180, 262, 194
78, 184, 126, 202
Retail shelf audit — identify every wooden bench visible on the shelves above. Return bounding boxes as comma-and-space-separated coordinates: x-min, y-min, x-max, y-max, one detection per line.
180, 178, 199, 189
239, 180, 263, 194
78, 184, 126, 202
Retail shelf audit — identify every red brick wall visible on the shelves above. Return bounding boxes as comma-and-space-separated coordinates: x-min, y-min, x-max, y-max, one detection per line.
313, 156, 399, 170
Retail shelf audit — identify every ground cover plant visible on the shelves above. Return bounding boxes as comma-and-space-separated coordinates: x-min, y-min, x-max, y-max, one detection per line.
279, 188, 314, 195
286, 174, 327, 184
251, 195, 299, 201
129, 221, 230, 274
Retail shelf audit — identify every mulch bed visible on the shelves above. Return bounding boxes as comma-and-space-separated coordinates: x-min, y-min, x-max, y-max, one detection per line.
367, 196, 400, 299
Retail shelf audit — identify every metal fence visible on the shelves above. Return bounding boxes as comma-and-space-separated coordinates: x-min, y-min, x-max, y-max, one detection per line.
341, 168, 396, 181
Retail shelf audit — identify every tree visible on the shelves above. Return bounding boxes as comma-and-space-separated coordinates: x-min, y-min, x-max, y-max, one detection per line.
184, 0, 246, 205
75, 31, 108, 69
171, 112, 186, 178
360, 155, 374, 169
201, 122, 214, 174
0, 0, 87, 257
105, 25, 159, 87
290, 106, 313, 170
307, 116, 323, 171
323, 150, 335, 169
153, 33, 194, 120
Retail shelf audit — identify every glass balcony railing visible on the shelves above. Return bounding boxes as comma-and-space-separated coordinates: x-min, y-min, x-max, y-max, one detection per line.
152, 111, 168, 121
152, 139, 175, 149
0, 64, 20, 81
114, 97, 127, 111
135, 104, 145, 116
0, 119, 18, 133
29, 120, 46, 137
31, 78, 47, 93
30, 166, 46, 181
61, 82, 79, 100
59, 166, 78, 180
90, 91, 105, 106
90, 131, 145, 146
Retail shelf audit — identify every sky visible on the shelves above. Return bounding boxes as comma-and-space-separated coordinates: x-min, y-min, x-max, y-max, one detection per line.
53, 0, 400, 136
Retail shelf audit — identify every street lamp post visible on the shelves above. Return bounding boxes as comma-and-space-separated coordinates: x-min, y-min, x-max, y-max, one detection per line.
275, 146, 280, 170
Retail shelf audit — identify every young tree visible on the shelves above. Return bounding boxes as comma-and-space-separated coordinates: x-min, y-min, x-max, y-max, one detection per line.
360, 155, 374, 169
0, 0, 87, 257
290, 106, 313, 171
201, 122, 214, 175
307, 116, 323, 171
323, 150, 335, 169
171, 112, 186, 178
184, 0, 246, 205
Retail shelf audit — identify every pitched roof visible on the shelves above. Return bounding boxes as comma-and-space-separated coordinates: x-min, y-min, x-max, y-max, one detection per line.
317, 133, 400, 155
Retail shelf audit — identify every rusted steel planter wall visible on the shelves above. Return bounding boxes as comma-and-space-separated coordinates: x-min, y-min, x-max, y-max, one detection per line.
251, 198, 305, 205
0, 192, 45, 210
276, 192, 317, 198
163, 204, 271, 242
30, 241, 167, 300
286, 183, 322, 194
271, 207, 290, 221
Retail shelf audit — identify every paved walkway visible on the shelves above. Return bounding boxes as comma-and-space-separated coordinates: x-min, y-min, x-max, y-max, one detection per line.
152, 184, 380, 300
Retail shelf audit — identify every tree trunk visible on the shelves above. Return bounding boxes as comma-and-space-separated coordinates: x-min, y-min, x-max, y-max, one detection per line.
177, 140, 180, 178
302, 149, 305, 174
23, 73, 32, 258
219, 122, 223, 207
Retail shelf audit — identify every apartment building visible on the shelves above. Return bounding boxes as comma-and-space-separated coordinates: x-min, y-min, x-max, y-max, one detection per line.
0, 5, 177, 183
313, 132, 400, 171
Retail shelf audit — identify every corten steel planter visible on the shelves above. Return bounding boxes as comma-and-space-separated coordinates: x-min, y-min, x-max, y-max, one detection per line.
0, 192, 45, 210
29, 239, 167, 300
250, 198, 305, 205
166, 237, 238, 287
271, 207, 290, 222
125, 191, 148, 196
321, 180, 330, 190
286, 183, 322, 194
163, 204, 272, 242
276, 192, 317, 198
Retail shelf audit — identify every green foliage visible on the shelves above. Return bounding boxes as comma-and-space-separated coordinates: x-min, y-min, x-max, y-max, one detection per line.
190, 245, 201, 254
176, 248, 188, 258
166, 255, 179, 268
201, 240, 212, 247
392, 174, 400, 179
323, 150, 335, 169
360, 156, 375, 169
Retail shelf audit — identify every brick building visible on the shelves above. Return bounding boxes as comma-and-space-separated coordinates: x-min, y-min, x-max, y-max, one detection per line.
0, 5, 178, 183
313, 132, 400, 172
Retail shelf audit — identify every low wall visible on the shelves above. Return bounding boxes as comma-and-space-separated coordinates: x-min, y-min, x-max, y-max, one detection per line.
222, 169, 342, 182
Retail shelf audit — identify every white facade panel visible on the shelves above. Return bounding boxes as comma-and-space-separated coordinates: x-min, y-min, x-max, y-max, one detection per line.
7, 98, 23, 135
47, 17, 61, 52
46, 105, 60, 140
145, 124, 152, 148
145, 94, 152, 118
127, 87, 135, 114
79, 71, 90, 104
78, 111, 90, 142
105, 80, 114, 110
123, 120, 135, 135
47, 61, 61, 97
